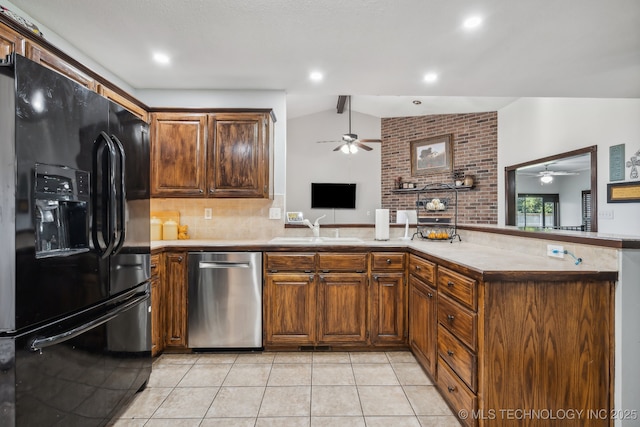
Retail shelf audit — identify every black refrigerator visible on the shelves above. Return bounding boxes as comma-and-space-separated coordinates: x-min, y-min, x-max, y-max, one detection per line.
0, 54, 151, 426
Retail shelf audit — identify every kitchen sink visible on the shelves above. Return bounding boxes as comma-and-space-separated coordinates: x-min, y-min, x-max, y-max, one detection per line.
269, 236, 363, 244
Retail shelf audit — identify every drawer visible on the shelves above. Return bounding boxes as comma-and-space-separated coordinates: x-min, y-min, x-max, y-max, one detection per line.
438, 324, 477, 392
438, 266, 477, 310
317, 252, 367, 272
437, 356, 477, 427
438, 294, 477, 351
371, 252, 406, 271
409, 254, 435, 285
150, 254, 161, 277
265, 252, 316, 272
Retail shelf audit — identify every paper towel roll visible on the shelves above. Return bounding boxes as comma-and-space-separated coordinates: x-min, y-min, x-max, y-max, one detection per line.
375, 209, 390, 240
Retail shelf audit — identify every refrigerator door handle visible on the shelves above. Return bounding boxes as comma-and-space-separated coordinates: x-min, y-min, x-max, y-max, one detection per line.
110, 133, 127, 255
30, 291, 149, 353
92, 131, 118, 258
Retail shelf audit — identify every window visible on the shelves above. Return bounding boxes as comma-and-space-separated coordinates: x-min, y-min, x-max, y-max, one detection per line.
516, 194, 559, 228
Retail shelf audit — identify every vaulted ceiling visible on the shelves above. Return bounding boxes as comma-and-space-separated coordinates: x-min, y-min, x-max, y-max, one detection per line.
8, 0, 640, 118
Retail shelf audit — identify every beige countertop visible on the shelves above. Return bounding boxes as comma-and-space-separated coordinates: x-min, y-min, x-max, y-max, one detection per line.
152, 237, 617, 279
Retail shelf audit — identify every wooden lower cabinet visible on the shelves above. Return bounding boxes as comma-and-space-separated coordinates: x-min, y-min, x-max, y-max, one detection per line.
370, 272, 405, 345
409, 274, 437, 376
317, 273, 368, 344
150, 253, 164, 356
164, 251, 188, 349
264, 273, 316, 345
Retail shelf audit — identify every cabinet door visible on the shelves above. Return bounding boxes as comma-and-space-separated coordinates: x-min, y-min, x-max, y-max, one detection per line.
164, 252, 187, 348
26, 41, 96, 90
208, 113, 268, 198
317, 273, 368, 344
371, 272, 405, 345
409, 275, 437, 376
0, 22, 25, 56
264, 273, 316, 345
150, 254, 164, 356
151, 113, 207, 197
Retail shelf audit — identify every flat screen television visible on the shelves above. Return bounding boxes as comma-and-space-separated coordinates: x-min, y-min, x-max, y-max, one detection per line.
311, 183, 356, 209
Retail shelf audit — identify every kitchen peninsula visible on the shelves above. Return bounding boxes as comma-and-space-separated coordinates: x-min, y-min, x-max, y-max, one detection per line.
151, 226, 625, 427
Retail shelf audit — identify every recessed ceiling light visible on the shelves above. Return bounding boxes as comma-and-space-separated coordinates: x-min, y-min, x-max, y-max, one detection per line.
309, 71, 323, 82
423, 73, 438, 83
412, 100, 422, 105
152, 52, 171, 65
463, 16, 483, 30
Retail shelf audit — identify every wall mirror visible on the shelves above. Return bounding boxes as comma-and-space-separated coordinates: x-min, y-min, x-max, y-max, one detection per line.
505, 146, 597, 232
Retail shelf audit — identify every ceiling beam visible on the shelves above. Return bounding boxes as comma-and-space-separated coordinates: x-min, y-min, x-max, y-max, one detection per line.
336, 95, 347, 114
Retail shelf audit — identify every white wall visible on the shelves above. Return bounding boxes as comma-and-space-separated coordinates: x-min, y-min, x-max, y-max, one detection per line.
498, 98, 640, 235
286, 109, 381, 224
137, 89, 287, 196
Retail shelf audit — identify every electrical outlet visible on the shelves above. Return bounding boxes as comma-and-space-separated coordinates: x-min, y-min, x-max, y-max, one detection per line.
547, 244, 564, 258
204, 208, 212, 220
269, 207, 281, 220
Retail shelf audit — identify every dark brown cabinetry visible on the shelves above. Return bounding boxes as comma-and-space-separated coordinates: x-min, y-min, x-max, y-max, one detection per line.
26, 41, 97, 90
264, 252, 368, 348
164, 251, 188, 349
151, 113, 208, 197
151, 111, 273, 198
0, 22, 24, 56
408, 254, 437, 376
370, 252, 406, 345
150, 253, 164, 356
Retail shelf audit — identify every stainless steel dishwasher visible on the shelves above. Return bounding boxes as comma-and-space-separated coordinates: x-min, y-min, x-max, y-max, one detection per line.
188, 252, 262, 348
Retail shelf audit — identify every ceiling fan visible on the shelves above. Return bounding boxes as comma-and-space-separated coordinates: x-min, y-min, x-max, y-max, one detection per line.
317, 95, 382, 153
520, 164, 579, 184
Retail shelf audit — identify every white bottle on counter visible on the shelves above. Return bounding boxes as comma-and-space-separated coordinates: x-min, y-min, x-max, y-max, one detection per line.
163, 219, 178, 240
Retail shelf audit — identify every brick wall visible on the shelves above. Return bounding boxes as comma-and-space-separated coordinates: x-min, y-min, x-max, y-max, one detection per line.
381, 112, 498, 224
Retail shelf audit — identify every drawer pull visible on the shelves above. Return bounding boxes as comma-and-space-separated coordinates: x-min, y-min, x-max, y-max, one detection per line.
309, 275, 314, 282
386, 258, 392, 264
447, 350, 454, 356
447, 385, 457, 393
150, 264, 157, 269
373, 275, 379, 280
415, 265, 421, 270
447, 314, 455, 322
447, 281, 454, 287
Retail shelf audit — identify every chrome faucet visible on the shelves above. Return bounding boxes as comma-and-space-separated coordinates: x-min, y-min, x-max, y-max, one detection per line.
302, 215, 325, 238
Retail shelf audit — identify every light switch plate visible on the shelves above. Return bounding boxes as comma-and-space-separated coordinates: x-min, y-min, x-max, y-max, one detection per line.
204, 208, 212, 220
269, 207, 281, 220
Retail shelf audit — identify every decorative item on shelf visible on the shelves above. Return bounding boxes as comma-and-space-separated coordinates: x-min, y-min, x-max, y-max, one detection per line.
426, 198, 446, 211
177, 225, 189, 240
1, 5, 44, 36
395, 176, 403, 189
463, 175, 474, 187
453, 170, 465, 187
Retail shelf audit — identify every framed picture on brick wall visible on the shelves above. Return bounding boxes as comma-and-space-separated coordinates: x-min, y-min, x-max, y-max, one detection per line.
410, 134, 453, 176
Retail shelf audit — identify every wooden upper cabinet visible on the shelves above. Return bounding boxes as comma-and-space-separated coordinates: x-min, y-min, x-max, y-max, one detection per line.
0, 22, 25, 56
151, 112, 208, 197
97, 84, 148, 123
26, 41, 96, 90
208, 113, 272, 198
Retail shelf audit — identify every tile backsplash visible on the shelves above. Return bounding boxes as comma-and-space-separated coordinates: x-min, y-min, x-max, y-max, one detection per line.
151, 196, 285, 240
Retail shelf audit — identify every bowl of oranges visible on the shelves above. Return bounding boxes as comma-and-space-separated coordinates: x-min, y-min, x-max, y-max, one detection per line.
425, 229, 450, 240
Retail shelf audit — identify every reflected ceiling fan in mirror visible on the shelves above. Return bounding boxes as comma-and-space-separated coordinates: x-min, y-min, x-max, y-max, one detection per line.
317, 95, 382, 154
519, 163, 580, 184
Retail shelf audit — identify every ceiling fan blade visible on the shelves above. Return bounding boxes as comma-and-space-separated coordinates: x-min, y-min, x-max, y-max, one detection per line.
333, 144, 345, 152
354, 141, 373, 151
316, 140, 341, 144
358, 138, 382, 143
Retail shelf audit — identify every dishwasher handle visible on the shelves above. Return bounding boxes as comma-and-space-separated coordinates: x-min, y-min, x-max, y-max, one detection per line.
199, 261, 251, 269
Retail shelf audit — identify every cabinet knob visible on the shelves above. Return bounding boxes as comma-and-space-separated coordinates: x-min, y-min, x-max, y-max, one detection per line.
415, 265, 421, 270
373, 275, 379, 281
447, 314, 455, 322
209, 189, 214, 193
427, 292, 433, 298
199, 189, 204, 193
447, 385, 457, 393
447, 350, 454, 357
386, 259, 391, 264
447, 281, 454, 287
309, 275, 314, 282
178, 256, 183, 262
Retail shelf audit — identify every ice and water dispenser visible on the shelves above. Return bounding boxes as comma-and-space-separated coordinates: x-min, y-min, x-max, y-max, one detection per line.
34, 163, 90, 258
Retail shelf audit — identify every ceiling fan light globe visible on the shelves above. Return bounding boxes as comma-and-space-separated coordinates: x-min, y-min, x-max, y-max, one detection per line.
341, 144, 350, 154
350, 145, 358, 154
540, 175, 553, 184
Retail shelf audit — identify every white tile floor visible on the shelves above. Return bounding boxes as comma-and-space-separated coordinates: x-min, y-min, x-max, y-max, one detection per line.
108, 351, 460, 427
